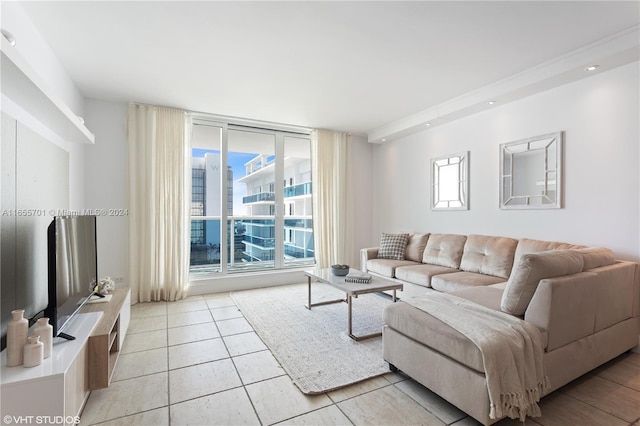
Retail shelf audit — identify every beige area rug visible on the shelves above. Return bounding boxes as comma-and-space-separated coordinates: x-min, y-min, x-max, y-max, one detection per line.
230, 282, 392, 394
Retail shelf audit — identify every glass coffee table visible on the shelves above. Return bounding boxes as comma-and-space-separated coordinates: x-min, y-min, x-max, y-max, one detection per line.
304, 268, 403, 341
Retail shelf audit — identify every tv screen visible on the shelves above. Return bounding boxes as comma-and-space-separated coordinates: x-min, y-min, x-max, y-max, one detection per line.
45, 215, 98, 338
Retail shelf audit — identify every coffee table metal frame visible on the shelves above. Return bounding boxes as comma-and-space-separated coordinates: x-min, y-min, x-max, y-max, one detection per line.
304, 268, 403, 341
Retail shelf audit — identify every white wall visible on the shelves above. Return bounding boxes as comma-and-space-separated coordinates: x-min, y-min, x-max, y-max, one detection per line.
1, 2, 88, 211
1, 2, 91, 327
372, 62, 640, 262
349, 134, 374, 263
83, 99, 129, 287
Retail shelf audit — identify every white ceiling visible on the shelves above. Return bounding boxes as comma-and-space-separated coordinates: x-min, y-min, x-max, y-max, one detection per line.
19, 1, 640, 136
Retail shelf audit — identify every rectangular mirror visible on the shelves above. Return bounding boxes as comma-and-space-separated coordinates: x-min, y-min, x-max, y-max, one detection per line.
500, 132, 562, 209
431, 151, 469, 210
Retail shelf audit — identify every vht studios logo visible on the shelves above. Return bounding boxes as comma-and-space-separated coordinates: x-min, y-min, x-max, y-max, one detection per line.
3, 415, 80, 425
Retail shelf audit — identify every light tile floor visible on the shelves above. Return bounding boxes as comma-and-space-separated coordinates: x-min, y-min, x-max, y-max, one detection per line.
80, 293, 640, 426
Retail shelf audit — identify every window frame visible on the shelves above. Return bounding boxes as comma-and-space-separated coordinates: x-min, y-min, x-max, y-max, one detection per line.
190, 115, 313, 277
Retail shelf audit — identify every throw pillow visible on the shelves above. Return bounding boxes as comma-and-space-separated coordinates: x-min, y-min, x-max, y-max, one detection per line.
378, 233, 410, 260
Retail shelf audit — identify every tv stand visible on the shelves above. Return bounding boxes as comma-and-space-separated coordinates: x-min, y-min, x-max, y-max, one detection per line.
1, 312, 102, 422
0, 288, 130, 421
80, 287, 130, 390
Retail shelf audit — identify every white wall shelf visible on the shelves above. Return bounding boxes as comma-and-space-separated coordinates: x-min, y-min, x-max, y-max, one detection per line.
1, 38, 95, 144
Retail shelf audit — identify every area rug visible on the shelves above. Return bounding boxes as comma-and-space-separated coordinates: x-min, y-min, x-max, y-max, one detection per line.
230, 282, 391, 394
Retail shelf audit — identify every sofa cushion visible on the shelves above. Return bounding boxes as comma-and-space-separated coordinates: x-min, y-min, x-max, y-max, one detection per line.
383, 300, 485, 372
576, 247, 615, 270
421, 234, 467, 268
501, 249, 584, 316
450, 286, 504, 312
431, 272, 507, 293
367, 259, 417, 278
395, 264, 458, 287
512, 238, 585, 273
460, 235, 518, 279
378, 233, 410, 260
405, 233, 430, 262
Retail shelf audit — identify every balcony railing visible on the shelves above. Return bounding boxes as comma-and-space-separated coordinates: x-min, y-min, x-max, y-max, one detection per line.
190, 215, 313, 274
284, 182, 312, 198
284, 218, 312, 229
284, 244, 314, 259
245, 155, 275, 176
243, 234, 275, 248
242, 192, 275, 204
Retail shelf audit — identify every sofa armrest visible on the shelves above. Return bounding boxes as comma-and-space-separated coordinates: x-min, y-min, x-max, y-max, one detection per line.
524, 272, 599, 351
360, 247, 379, 272
588, 260, 638, 332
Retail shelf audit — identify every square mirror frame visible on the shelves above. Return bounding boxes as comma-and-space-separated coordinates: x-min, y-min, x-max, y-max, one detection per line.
499, 131, 563, 210
431, 151, 469, 211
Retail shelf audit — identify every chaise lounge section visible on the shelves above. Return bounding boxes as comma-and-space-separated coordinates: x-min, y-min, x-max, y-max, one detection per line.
361, 233, 640, 425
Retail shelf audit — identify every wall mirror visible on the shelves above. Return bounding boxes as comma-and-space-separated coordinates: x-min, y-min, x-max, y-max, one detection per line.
431, 151, 469, 210
500, 132, 563, 209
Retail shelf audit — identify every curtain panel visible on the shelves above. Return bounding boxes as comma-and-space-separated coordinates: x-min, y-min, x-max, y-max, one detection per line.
127, 104, 192, 302
311, 130, 355, 268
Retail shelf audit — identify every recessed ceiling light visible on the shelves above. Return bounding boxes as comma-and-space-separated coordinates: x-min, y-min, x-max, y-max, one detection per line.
488, 100, 496, 105
382, 138, 386, 142
1, 29, 16, 47
425, 123, 431, 126
585, 65, 600, 71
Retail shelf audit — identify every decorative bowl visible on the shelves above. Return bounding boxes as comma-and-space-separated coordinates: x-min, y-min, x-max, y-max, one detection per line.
331, 264, 349, 276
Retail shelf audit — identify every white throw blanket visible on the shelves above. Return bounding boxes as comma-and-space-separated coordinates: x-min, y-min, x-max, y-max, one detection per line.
404, 293, 549, 421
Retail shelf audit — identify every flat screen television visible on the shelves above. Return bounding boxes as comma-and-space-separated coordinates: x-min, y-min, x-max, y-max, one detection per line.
45, 215, 99, 340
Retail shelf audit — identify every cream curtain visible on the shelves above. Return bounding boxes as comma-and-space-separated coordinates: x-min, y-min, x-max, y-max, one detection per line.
127, 104, 192, 302
311, 130, 354, 268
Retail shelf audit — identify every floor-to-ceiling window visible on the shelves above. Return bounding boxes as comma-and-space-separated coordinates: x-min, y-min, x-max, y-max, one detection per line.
190, 118, 313, 276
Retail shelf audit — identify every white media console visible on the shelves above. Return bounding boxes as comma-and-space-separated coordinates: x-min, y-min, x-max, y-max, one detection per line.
0, 288, 130, 425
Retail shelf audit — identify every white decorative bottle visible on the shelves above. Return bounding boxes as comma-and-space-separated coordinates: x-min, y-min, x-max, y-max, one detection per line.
23, 336, 44, 368
7, 309, 28, 367
33, 317, 53, 359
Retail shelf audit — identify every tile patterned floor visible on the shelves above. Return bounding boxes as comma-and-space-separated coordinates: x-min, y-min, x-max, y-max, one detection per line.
79, 293, 640, 426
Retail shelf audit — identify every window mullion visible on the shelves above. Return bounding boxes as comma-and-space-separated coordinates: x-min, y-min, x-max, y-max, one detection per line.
220, 124, 229, 274
274, 132, 285, 269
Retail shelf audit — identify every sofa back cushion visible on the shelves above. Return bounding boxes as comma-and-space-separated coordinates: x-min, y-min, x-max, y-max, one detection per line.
422, 234, 467, 269
378, 233, 410, 260
575, 247, 615, 270
460, 235, 518, 279
405, 233, 430, 262
501, 249, 584, 315
512, 238, 585, 273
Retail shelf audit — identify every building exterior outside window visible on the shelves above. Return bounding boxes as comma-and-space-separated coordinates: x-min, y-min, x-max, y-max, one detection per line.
189, 123, 313, 275
238, 143, 313, 268
190, 153, 234, 269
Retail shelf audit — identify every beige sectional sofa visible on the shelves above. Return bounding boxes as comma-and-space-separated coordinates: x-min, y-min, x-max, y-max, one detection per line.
360, 233, 640, 425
